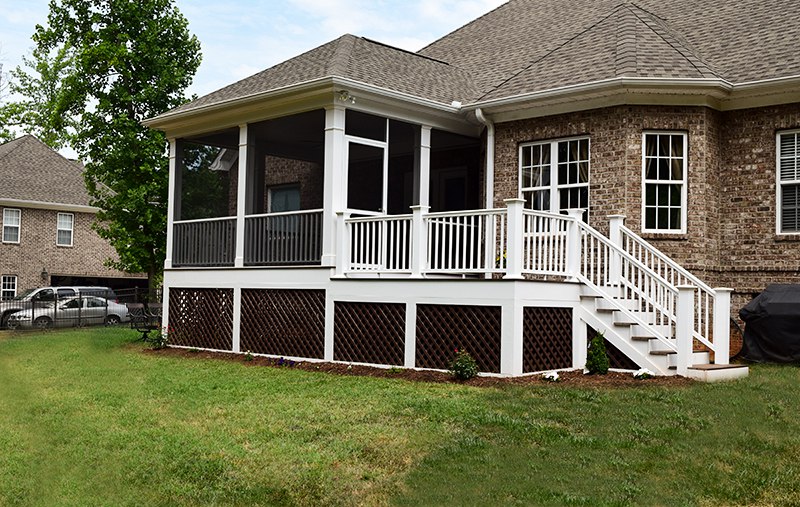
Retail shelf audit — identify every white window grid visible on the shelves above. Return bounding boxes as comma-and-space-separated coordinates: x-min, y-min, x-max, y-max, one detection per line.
2, 208, 21, 244
1, 275, 16, 300
519, 136, 590, 221
642, 132, 688, 233
57, 212, 74, 247
777, 130, 800, 234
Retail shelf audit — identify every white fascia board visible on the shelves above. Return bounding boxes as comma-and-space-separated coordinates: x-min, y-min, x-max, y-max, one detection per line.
0, 198, 99, 214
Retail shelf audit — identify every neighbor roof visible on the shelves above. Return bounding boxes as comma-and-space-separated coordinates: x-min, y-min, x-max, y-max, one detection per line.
0, 135, 93, 207
155, 0, 800, 120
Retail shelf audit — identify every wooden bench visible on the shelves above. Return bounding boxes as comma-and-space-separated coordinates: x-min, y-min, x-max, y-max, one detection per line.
127, 303, 162, 341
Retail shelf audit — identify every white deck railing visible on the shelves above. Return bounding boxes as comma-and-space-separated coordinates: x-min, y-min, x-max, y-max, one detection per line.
346, 214, 413, 273
426, 209, 507, 274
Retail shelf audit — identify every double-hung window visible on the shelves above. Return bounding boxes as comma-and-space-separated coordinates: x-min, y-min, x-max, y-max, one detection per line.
2, 208, 20, 243
778, 130, 800, 234
520, 137, 590, 220
1, 275, 16, 300
57, 213, 74, 247
642, 132, 687, 233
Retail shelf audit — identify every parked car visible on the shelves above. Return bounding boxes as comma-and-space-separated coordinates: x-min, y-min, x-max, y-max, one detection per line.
6, 295, 130, 329
0, 286, 116, 329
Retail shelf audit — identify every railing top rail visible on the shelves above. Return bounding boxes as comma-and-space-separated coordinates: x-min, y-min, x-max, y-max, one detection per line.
246, 209, 323, 219
174, 216, 237, 225
345, 214, 413, 223
425, 208, 506, 219
619, 225, 715, 294
521, 209, 573, 220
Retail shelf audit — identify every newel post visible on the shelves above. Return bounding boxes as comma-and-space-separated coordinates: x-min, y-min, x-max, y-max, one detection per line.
565, 209, 584, 281
410, 205, 429, 278
608, 215, 626, 286
712, 288, 733, 365
503, 198, 525, 280
676, 285, 696, 376
334, 211, 351, 277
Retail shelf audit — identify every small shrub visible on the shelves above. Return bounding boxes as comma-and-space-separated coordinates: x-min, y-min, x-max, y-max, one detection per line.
147, 329, 168, 350
244, 351, 254, 362
387, 367, 403, 375
449, 348, 479, 380
633, 368, 654, 380
586, 332, 610, 374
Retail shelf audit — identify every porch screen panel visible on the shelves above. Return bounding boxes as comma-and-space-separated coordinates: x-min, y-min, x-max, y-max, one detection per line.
348, 143, 384, 213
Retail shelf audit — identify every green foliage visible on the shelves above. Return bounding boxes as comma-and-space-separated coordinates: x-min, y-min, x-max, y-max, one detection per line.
449, 348, 479, 380
24, 0, 202, 288
586, 332, 610, 374
146, 329, 168, 350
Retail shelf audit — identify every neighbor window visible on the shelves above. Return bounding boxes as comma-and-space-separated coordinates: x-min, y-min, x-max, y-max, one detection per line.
778, 130, 800, 233
268, 184, 301, 213
1, 275, 16, 300
57, 213, 74, 246
642, 132, 687, 233
2, 208, 20, 243
519, 137, 589, 221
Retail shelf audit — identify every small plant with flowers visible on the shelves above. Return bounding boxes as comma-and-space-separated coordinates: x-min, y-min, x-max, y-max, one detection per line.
244, 350, 254, 362
633, 368, 655, 380
449, 348, 479, 380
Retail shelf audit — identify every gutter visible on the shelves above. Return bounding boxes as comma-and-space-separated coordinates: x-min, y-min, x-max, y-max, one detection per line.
475, 108, 495, 210
0, 198, 99, 214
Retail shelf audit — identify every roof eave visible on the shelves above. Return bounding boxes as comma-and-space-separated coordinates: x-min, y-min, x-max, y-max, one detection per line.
0, 198, 99, 213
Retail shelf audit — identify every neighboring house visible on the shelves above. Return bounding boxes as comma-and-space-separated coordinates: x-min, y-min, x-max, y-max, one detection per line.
144, 0, 800, 379
0, 135, 147, 297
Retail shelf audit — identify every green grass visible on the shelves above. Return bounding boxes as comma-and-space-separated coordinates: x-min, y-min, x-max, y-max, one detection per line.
1, 329, 799, 506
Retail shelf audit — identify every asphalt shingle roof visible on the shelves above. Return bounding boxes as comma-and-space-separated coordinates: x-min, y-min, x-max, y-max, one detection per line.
161, 0, 800, 118
0, 135, 92, 207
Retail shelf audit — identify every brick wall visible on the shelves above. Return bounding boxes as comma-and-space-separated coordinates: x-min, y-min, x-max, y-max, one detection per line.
264, 155, 323, 210
0, 207, 134, 293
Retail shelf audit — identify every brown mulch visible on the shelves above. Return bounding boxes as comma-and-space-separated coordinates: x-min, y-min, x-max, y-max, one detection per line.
142, 346, 696, 388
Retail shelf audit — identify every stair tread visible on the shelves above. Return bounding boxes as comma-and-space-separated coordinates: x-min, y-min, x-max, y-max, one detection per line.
688, 364, 749, 371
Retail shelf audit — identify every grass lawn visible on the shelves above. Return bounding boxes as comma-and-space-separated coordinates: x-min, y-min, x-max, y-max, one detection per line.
1, 328, 799, 506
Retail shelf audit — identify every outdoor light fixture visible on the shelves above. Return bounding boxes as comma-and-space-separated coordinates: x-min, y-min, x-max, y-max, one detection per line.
337, 90, 356, 104
41, 268, 48, 281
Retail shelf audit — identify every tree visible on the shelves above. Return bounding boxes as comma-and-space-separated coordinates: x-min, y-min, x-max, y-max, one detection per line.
30, 0, 201, 288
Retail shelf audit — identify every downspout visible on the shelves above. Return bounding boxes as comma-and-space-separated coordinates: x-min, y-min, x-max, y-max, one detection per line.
475, 108, 495, 210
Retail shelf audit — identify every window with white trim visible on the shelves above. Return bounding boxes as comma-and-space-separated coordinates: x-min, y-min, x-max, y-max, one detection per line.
1, 275, 16, 300
57, 213, 74, 246
642, 132, 687, 233
778, 130, 800, 233
520, 137, 589, 220
2, 208, 21, 243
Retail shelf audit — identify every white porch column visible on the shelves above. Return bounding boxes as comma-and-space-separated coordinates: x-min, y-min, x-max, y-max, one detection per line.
413, 126, 432, 207
234, 124, 254, 268
565, 210, 584, 281
503, 198, 525, 280
676, 285, 696, 376
164, 138, 181, 270
572, 309, 587, 369
500, 297, 524, 376
607, 215, 626, 286
410, 205, 429, 278
712, 288, 733, 365
324, 294, 335, 361
404, 302, 417, 368
334, 211, 351, 277
232, 287, 242, 353
322, 106, 347, 267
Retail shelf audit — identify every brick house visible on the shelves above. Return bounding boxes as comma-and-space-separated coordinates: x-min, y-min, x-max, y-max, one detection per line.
0, 135, 147, 297
143, 0, 800, 379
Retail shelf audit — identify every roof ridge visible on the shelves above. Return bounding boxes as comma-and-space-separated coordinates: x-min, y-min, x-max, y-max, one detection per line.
615, 5, 638, 76
361, 37, 450, 65
328, 34, 357, 75
476, 3, 630, 101
417, 1, 511, 57
627, 3, 722, 78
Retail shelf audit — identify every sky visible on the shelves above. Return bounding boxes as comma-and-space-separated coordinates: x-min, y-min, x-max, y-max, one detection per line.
0, 0, 506, 102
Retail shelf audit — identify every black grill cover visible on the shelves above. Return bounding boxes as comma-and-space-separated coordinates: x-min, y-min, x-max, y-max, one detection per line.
739, 284, 800, 363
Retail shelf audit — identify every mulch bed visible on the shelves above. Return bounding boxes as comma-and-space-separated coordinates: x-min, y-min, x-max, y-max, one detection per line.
143, 346, 696, 388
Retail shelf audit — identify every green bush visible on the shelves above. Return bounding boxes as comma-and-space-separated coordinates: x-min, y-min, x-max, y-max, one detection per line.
449, 349, 479, 380
586, 332, 610, 374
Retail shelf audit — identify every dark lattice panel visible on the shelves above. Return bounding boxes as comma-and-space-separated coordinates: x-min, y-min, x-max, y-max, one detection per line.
587, 325, 640, 370
522, 307, 573, 372
168, 288, 234, 351
415, 304, 501, 373
240, 289, 325, 359
334, 302, 405, 366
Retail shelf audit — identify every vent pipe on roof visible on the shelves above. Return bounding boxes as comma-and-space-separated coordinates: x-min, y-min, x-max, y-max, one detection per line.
475, 108, 495, 209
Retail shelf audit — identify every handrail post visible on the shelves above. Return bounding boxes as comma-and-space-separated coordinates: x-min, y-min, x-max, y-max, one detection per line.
712, 288, 733, 365
676, 285, 696, 376
334, 211, 350, 277
503, 199, 525, 280
410, 205, 429, 278
565, 209, 584, 281
608, 215, 626, 286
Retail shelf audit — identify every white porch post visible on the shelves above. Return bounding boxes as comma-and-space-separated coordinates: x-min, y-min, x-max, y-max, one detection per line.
410, 205, 429, 278
565, 209, 584, 280
322, 105, 347, 267
165, 138, 181, 270
572, 309, 587, 369
712, 288, 733, 365
503, 198, 525, 280
500, 297, 524, 376
404, 302, 417, 368
334, 211, 351, 277
232, 287, 242, 353
413, 126, 432, 207
607, 215, 625, 286
676, 285, 696, 376
324, 294, 335, 361
234, 124, 253, 268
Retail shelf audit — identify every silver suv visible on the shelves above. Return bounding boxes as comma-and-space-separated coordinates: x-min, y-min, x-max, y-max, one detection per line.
0, 286, 116, 329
